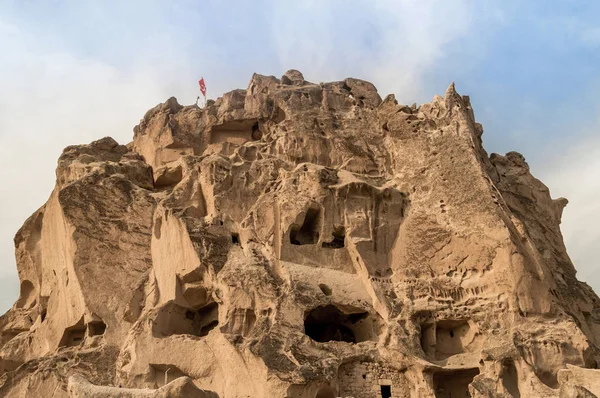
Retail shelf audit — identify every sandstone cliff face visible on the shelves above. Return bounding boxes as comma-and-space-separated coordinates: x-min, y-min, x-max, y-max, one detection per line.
1, 70, 599, 398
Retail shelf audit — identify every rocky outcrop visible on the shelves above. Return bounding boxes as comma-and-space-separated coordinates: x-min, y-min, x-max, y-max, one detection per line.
0, 70, 599, 397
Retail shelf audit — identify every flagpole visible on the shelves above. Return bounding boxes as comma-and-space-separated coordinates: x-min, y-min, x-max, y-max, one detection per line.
198, 77, 207, 108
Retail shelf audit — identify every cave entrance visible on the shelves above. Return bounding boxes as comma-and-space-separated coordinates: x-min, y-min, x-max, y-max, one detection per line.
304, 304, 380, 343
435, 320, 470, 358
59, 317, 86, 348
290, 206, 321, 245
421, 319, 472, 359
152, 301, 219, 338
501, 359, 520, 397
322, 226, 345, 249
209, 119, 260, 145
88, 320, 107, 337
315, 386, 336, 398
433, 368, 479, 398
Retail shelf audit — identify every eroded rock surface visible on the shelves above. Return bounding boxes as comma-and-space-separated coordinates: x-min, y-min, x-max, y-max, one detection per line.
1, 70, 599, 397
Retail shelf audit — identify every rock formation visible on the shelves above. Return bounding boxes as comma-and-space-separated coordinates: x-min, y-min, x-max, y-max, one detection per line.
0, 70, 599, 397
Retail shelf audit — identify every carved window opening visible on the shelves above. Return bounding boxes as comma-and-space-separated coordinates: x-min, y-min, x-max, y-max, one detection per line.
209, 119, 259, 145
420, 319, 471, 360
153, 302, 219, 338
231, 232, 240, 245
290, 207, 321, 245
59, 318, 86, 347
220, 308, 256, 337
88, 320, 107, 336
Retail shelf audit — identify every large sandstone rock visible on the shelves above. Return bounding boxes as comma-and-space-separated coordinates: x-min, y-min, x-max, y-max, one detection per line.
0, 70, 599, 397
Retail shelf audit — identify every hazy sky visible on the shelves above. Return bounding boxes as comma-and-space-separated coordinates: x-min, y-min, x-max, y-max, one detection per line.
1, 1, 599, 312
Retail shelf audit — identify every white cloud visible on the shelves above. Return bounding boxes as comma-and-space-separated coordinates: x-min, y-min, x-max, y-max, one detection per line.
0, 16, 195, 311
270, 0, 473, 102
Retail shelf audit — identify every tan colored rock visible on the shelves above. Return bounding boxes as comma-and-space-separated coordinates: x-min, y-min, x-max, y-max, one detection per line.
68, 374, 218, 398
0, 71, 599, 397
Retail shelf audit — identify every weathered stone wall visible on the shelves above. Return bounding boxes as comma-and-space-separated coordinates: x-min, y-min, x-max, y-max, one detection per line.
338, 362, 411, 398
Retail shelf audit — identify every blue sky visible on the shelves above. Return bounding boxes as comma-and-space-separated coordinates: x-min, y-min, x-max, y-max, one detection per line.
1, 0, 599, 312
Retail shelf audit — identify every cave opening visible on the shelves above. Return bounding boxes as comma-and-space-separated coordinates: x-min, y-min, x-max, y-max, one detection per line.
290, 207, 321, 245
251, 122, 262, 140
433, 368, 479, 398
318, 283, 332, 296
59, 318, 86, 348
315, 386, 336, 398
304, 304, 379, 343
536, 370, 558, 389
209, 118, 259, 145
88, 320, 107, 337
420, 319, 471, 360
501, 359, 520, 397
322, 226, 345, 249
152, 301, 219, 338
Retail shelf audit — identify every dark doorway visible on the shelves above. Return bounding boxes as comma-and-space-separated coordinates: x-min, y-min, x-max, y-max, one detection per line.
304, 304, 376, 343
380, 385, 392, 398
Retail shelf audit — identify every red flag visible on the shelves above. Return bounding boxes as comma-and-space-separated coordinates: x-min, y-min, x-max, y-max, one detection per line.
198, 77, 206, 97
